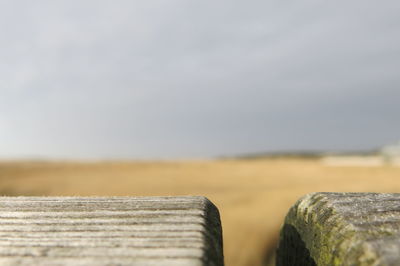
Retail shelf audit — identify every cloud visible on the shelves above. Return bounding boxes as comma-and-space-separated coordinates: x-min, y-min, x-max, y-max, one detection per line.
1, 0, 400, 158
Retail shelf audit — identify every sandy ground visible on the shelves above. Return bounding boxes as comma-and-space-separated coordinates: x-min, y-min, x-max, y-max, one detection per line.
1, 158, 400, 266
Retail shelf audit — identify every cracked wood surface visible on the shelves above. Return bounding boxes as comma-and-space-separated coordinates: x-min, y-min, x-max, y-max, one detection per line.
0, 196, 223, 266
277, 192, 400, 266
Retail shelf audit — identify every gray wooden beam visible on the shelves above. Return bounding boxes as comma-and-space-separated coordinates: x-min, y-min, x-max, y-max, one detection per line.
277, 192, 400, 266
0, 196, 223, 266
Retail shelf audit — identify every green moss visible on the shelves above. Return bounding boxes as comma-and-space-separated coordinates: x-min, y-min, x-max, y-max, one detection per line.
278, 193, 392, 266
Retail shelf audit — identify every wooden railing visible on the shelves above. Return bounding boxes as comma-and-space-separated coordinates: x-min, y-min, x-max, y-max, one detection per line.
0, 196, 223, 266
277, 192, 400, 266
4, 192, 398, 265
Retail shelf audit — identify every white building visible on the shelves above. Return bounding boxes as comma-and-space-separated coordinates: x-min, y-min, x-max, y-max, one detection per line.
321, 141, 400, 167
381, 141, 400, 164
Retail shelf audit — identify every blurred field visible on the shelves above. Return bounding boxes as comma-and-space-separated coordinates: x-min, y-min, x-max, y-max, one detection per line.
1, 158, 400, 266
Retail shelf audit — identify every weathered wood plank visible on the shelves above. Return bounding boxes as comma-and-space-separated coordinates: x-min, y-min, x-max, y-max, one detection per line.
277, 192, 400, 266
0, 196, 223, 266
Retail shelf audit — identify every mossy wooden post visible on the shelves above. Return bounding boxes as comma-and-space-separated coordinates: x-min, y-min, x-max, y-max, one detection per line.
0, 196, 223, 266
277, 192, 400, 266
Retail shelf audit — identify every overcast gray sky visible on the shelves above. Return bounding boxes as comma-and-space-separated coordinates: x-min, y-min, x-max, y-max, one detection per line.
1, 0, 399, 159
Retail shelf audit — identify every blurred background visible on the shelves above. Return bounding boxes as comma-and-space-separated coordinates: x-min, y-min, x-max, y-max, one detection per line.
1, 1, 400, 265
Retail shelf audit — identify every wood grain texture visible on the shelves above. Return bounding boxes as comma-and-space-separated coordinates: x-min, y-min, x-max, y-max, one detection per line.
277, 192, 400, 266
0, 196, 223, 266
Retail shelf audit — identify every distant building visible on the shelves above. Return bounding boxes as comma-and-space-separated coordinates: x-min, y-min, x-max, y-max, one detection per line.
381, 141, 400, 164
321, 142, 400, 167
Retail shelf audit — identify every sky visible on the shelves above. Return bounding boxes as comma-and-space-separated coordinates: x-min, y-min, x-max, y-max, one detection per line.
1, 0, 400, 159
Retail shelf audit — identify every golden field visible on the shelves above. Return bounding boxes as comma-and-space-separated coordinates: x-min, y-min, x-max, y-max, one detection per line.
1, 158, 400, 266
